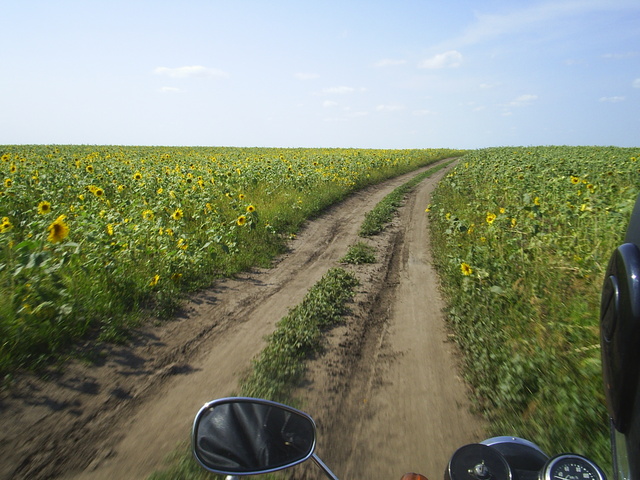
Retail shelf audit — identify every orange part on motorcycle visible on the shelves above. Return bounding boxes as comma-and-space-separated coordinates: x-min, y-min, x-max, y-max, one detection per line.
400, 473, 429, 480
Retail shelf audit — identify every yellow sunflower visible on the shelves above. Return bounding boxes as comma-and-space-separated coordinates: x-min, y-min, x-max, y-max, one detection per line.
460, 262, 473, 276
486, 212, 497, 225
171, 208, 184, 221
237, 215, 247, 226
0, 217, 13, 233
246, 205, 256, 213
47, 215, 69, 243
37, 201, 52, 215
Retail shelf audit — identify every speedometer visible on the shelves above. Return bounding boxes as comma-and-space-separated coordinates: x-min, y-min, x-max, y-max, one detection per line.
540, 454, 606, 480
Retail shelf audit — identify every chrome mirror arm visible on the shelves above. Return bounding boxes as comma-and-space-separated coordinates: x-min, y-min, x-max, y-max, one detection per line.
312, 453, 340, 480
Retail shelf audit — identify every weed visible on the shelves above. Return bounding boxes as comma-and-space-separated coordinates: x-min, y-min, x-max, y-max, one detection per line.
341, 242, 377, 264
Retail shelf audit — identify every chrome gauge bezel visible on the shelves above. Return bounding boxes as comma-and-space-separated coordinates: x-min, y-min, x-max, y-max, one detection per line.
541, 454, 606, 480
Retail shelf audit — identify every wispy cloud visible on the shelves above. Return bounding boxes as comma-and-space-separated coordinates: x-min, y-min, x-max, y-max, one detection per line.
633, 78, 640, 88
323, 100, 338, 108
373, 58, 407, 67
375, 104, 405, 112
157, 86, 183, 93
322, 86, 356, 94
448, 0, 640, 48
295, 72, 319, 80
602, 52, 639, 59
154, 66, 229, 79
413, 109, 436, 116
419, 50, 463, 69
509, 94, 538, 107
599, 96, 626, 103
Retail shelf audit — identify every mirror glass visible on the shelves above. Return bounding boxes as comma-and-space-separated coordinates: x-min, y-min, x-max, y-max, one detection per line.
192, 397, 316, 475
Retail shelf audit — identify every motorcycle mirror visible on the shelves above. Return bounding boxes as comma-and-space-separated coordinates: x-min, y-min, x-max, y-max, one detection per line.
191, 397, 317, 475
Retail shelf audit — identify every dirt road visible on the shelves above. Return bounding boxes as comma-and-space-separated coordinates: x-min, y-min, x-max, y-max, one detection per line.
0, 160, 484, 480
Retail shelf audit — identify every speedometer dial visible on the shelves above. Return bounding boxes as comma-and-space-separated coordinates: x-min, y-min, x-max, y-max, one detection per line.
540, 454, 606, 480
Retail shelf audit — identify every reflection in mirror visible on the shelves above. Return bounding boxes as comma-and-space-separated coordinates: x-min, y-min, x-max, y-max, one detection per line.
192, 397, 317, 475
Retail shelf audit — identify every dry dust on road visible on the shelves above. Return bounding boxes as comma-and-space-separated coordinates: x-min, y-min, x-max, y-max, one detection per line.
0, 160, 485, 480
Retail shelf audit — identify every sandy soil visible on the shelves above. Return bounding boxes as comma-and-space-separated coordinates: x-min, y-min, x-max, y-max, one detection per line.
0, 159, 485, 480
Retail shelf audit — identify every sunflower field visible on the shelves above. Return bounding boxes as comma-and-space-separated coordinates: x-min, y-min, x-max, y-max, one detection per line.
429, 146, 640, 471
0, 145, 461, 378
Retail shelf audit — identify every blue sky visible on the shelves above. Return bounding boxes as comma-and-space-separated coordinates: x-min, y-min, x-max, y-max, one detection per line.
1, 0, 639, 149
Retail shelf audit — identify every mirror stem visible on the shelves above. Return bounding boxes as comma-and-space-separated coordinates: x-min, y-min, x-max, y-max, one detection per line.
312, 453, 340, 480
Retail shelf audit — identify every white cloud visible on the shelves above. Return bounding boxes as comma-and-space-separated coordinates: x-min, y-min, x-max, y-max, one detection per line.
373, 58, 407, 67
509, 94, 538, 107
633, 78, 640, 88
413, 109, 436, 116
323, 100, 338, 108
602, 52, 639, 59
376, 104, 405, 112
322, 86, 356, 94
452, 0, 639, 48
599, 96, 626, 103
419, 50, 463, 69
295, 72, 319, 80
157, 86, 183, 93
154, 66, 229, 79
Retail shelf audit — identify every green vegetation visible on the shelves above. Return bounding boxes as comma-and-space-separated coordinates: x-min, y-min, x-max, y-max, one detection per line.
359, 159, 454, 236
0, 145, 461, 379
429, 146, 640, 471
340, 241, 377, 264
240, 267, 359, 402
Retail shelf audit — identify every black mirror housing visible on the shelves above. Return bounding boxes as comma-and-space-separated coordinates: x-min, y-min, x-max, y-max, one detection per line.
192, 397, 317, 475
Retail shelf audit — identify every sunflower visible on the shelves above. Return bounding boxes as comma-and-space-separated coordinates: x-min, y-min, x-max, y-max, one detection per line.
86, 165, 94, 173
246, 205, 256, 213
171, 208, 183, 221
486, 212, 497, 225
47, 215, 69, 243
106, 224, 114, 236
37, 201, 52, 214
460, 262, 473, 276
0, 217, 12, 233
237, 215, 247, 226
570, 176, 580, 185
93, 187, 104, 197
133, 172, 143, 180
4, 178, 12, 188
142, 209, 155, 221
149, 274, 160, 287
